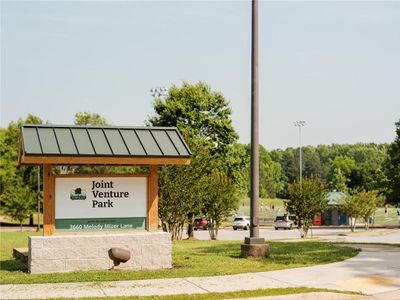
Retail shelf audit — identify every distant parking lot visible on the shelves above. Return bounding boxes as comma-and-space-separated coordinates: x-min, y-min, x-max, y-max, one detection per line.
189, 227, 400, 244
189, 227, 348, 241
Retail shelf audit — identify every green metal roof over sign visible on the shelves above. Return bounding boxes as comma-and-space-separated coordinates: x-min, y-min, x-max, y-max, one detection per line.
20, 125, 191, 163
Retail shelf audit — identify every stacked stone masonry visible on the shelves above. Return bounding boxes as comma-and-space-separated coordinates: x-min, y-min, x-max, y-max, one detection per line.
28, 232, 172, 274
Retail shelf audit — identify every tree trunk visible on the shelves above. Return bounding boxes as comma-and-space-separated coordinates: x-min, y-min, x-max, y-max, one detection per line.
187, 213, 194, 240
210, 225, 218, 240
208, 219, 218, 240
349, 216, 356, 232
170, 224, 181, 240
298, 220, 304, 238
302, 226, 309, 238
364, 217, 369, 230
179, 224, 184, 240
20, 221, 23, 232
161, 221, 167, 232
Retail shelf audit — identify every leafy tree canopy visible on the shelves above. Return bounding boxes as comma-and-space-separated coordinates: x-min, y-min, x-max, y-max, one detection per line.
74, 112, 109, 126
340, 189, 384, 231
148, 81, 238, 155
285, 178, 327, 238
385, 119, 400, 204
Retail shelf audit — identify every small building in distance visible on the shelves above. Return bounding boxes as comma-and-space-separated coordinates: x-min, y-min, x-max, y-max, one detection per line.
313, 191, 348, 226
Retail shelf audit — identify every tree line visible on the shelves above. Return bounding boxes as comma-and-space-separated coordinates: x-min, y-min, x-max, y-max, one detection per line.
1, 82, 399, 238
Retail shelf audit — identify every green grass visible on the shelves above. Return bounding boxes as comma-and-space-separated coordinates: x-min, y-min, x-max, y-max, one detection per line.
236, 198, 286, 221
0, 213, 43, 226
373, 207, 400, 226
238, 197, 285, 208
50, 287, 363, 300
0, 232, 359, 285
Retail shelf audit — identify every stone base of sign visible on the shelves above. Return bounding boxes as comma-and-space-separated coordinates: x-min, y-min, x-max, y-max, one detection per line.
240, 237, 269, 258
28, 232, 171, 274
13, 247, 29, 263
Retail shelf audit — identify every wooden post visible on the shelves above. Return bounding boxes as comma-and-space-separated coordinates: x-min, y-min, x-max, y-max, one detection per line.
148, 165, 159, 232
43, 164, 55, 236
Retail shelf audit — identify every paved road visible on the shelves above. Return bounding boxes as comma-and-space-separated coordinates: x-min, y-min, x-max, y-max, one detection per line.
189, 228, 400, 244
1, 244, 399, 299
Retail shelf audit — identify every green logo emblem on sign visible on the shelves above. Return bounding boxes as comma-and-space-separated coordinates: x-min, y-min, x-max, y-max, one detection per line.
70, 188, 86, 200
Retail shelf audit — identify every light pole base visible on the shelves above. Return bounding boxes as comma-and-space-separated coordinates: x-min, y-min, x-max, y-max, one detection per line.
240, 237, 269, 258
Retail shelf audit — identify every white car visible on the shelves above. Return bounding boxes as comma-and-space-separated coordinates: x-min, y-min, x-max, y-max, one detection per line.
232, 216, 250, 230
274, 216, 294, 230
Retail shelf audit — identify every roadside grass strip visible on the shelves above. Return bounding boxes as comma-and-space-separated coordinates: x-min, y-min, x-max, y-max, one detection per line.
0, 232, 359, 285
46, 288, 364, 300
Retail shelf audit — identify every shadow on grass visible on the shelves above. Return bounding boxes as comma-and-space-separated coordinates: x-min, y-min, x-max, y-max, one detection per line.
192, 241, 359, 265
193, 242, 243, 258
0, 258, 27, 272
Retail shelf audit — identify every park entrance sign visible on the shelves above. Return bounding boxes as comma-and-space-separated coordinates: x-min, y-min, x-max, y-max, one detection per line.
55, 175, 147, 232
19, 124, 191, 274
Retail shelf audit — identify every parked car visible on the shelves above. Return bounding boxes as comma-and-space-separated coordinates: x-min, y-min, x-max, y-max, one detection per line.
232, 216, 250, 230
274, 215, 294, 230
193, 217, 209, 230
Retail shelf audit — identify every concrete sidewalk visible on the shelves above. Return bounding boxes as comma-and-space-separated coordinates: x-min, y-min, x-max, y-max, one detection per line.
1, 244, 399, 299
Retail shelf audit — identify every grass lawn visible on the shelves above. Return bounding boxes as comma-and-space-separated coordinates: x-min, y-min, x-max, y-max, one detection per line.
0, 232, 359, 285
235, 198, 286, 223
0, 213, 43, 226
52, 287, 362, 300
373, 207, 400, 226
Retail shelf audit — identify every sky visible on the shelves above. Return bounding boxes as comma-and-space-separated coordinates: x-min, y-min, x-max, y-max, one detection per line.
1, 1, 399, 150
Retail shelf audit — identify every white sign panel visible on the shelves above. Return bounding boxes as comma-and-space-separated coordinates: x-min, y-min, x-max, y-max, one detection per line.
55, 176, 147, 232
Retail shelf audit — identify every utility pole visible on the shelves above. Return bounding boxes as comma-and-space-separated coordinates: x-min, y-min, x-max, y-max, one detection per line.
293, 120, 306, 183
241, 0, 269, 258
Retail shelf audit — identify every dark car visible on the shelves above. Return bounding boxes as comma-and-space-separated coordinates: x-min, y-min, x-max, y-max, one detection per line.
194, 218, 209, 230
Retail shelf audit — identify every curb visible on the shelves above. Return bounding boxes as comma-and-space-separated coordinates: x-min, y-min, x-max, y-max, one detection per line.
231, 292, 370, 300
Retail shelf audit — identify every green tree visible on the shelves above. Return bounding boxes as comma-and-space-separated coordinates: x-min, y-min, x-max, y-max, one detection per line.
301, 147, 324, 179
158, 142, 213, 240
285, 178, 327, 238
244, 145, 285, 198
148, 81, 238, 155
330, 168, 348, 192
339, 192, 359, 232
358, 190, 384, 230
158, 166, 197, 240
224, 144, 249, 197
203, 171, 239, 240
331, 155, 356, 177
271, 143, 388, 197
340, 189, 383, 231
74, 112, 109, 126
149, 82, 241, 239
384, 120, 400, 204
279, 148, 297, 183
1, 177, 37, 231
0, 115, 43, 227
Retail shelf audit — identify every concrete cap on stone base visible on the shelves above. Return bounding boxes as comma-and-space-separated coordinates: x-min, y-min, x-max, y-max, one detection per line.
244, 237, 265, 244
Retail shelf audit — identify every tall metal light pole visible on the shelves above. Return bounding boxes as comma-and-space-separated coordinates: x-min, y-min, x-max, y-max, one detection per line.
293, 120, 306, 183
250, 0, 260, 240
241, 0, 268, 258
